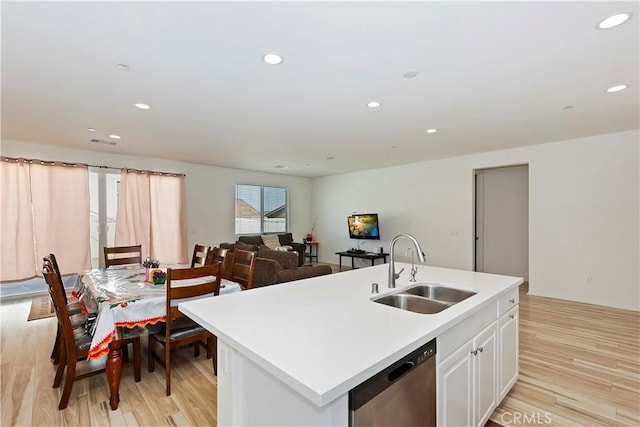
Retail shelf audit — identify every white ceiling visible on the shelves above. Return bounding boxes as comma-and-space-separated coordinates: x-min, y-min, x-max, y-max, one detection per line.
2, 1, 638, 177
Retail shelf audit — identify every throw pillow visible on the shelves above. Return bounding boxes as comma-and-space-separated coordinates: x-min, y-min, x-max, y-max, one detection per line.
261, 234, 281, 249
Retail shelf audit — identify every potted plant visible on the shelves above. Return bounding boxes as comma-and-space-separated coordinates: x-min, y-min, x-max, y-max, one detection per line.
306, 217, 318, 242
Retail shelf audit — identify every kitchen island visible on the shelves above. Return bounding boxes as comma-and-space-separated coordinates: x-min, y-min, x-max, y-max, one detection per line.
180, 263, 522, 426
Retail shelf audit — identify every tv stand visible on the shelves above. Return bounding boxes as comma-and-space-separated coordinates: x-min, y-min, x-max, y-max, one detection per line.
346, 248, 365, 254
335, 251, 389, 271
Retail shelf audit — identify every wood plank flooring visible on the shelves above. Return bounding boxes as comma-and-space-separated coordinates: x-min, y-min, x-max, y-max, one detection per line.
1, 284, 638, 426
490, 285, 640, 426
1, 298, 218, 426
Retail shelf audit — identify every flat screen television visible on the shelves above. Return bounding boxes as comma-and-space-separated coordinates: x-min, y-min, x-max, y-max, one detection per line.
347, 213, 380, 240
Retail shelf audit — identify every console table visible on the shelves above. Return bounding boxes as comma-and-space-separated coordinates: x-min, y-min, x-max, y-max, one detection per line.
335, 251, 389, 271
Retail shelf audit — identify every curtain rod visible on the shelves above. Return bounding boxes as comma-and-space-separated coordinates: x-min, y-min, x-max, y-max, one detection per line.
1, 156, 185, 177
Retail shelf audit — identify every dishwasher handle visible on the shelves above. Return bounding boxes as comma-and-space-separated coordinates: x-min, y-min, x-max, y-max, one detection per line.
388, 361, 415, 382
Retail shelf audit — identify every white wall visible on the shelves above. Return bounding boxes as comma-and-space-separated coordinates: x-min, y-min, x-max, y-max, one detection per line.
1, 140, 313, 256
312, 130, 639, 311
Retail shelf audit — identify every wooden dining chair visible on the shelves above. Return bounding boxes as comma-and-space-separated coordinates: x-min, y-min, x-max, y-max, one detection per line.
207, 247, 229, 276
229, 249, 257, 290
190, 244, 212, 268
148, 263, 222, 396
47, 253, 86, 365
104, 244, 142, 268
43, 255, 142, 410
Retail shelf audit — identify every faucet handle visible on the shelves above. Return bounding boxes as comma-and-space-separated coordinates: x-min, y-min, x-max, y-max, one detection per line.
394, 267, 405, 279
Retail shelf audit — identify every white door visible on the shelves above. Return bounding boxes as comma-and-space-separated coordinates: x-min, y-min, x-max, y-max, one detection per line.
475, 165, 529, 280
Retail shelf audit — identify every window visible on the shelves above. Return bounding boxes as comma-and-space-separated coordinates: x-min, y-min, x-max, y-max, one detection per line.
89, 168, 121, 268
235, 184, 288, 235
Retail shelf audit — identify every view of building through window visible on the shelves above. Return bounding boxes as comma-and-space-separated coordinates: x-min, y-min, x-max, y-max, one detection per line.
235, 184, 288, 234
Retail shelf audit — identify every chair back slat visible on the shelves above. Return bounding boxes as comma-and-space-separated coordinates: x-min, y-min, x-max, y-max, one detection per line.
191, 244, 212, 268
42, 255, 78, 361
208, 247, 229, 276
166, 263, 222, 321
47, 253, 70, 306
104, 245, 142, 268
229, 249, 256, 290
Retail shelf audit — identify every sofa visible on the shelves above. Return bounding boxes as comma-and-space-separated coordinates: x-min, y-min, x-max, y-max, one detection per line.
237, 232, 306, 266
219, 243, 332, 288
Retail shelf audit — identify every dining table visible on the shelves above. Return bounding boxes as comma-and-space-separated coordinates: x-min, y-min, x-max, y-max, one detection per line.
72, 264, 241, 410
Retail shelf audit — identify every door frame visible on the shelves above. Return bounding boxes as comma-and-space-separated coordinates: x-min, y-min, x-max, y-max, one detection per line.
473, 164, 529, 274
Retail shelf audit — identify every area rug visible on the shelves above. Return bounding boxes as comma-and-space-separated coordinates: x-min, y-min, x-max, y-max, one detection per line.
27, 295, 55, 321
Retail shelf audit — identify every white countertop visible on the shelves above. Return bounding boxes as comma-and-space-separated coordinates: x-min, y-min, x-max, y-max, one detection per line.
180, 263, 522, 407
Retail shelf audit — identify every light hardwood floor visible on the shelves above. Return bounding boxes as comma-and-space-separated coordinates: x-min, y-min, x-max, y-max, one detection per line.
491, 285, 640, 426
1, 285, 638, 426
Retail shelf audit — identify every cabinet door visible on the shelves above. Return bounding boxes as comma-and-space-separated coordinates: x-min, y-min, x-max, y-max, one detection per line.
474, 323, 497, 427
436, 342, 473, 427
498, 307, 519, 400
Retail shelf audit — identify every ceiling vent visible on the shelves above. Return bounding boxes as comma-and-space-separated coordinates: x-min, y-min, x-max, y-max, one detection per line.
90, 138, 117, 146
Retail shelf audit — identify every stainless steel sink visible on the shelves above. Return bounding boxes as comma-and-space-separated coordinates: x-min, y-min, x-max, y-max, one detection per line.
403, 283, 476, 304
374, 294, 450, 314
372, 283, 476, 314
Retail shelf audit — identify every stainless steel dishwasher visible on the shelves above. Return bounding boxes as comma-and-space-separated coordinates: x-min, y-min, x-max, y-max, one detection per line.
349, 339, 436, 427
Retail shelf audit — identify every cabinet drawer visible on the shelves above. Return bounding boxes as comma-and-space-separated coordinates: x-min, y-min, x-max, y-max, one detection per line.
437, 302, 496, 363
497, 288, 518, 317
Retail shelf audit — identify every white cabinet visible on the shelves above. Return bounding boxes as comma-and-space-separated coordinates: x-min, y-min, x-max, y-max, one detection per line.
437, 322, 497, 427
498, 306, 519, 400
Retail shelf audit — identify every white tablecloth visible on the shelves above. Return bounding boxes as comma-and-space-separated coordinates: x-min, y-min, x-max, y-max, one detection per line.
72, 266, 241, 359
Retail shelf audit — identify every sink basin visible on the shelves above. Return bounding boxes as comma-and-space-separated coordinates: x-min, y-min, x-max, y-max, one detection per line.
403, 283, 476, 304
373, 294, 450, 314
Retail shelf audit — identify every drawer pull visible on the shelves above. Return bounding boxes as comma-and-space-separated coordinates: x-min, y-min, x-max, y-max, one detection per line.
509, 298, 515, 304
471, 349, 478, 356
478, 346, 483, 353
509, 314, 515, 319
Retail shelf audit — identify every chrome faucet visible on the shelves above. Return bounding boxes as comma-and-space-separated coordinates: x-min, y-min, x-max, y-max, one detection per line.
388, 234, 426, 288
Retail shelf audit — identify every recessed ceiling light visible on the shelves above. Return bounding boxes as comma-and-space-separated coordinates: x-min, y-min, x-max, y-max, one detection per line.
326, 156, 335, 160
116, 64, 130, 71
606, 84, 628, 93
273, 165, 288, 169
426, 128, 438, 134
109, 134, 121, 139
597, 12, 632, 29
88, 128, 96, 132
367, 101, 381, 108
403, 69, 419, 78
563, 105, 575, 110
134, 103, 150, 110
263, 53, 283, 65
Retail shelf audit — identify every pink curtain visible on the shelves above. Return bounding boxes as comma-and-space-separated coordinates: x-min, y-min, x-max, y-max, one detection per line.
115, 170, 187, 264
149, 173, 187, 264
114, 171, 151, 258
1, 160, 36, 280
0, 158, 91, 282
30, 162, 91, 276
